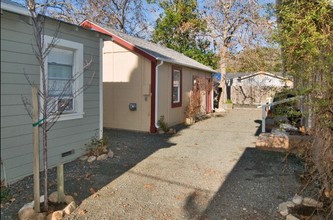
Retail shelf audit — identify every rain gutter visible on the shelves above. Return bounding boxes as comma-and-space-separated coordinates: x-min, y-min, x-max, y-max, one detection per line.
154, 60, 164, 129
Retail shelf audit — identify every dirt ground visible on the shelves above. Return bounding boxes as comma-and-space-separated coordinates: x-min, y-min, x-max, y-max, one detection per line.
1, 108, 307, 219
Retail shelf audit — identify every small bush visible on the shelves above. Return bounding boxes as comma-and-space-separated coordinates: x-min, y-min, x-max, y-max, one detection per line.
225, 99, 233, 104
185, 89, 201, 119
157, 115, 169, 132
85, 132, 109, 156
271, 90, 302, 126
0, 181, 11, 203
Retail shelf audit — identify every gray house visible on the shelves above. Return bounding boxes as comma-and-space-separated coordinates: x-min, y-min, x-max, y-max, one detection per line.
1, 1, 104, 183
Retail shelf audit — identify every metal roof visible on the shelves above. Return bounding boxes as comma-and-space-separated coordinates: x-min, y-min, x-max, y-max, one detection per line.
226, 72, 287, 81
90, 22, 214, 73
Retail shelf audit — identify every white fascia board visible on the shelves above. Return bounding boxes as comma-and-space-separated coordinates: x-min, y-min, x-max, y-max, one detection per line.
1, 2, 31, 16
156, 57, 214, 74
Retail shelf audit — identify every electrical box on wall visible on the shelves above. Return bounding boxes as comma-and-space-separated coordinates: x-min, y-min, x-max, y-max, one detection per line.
129, 103, 137, 111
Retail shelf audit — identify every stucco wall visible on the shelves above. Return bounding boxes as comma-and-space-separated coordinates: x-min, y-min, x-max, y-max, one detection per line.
102, 41, 212, 132
157, 64, 212, 127
103, 41, 151, 131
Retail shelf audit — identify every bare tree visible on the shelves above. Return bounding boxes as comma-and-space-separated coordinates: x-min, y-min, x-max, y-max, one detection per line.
22, 0, 94, 210
227, 46, 282, 73
47, 0, 152, 38
203, 0, 275, 105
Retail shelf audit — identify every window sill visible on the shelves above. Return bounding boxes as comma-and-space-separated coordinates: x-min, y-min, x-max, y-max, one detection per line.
57, 112, 85, 121
172, 103, 182, 108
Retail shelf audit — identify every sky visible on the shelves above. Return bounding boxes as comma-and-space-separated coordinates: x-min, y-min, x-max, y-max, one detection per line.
11, 0, 277, 48
12, 0, 276, 26
145, 0, 276, 35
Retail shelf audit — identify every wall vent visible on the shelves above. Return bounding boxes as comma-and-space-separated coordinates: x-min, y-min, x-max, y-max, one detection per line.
61, 150, 75, 158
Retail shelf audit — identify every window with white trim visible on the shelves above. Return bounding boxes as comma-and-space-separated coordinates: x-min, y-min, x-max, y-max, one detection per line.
44, 36, 84, 121
172, 67, 182, 108
48, 48, 74, 112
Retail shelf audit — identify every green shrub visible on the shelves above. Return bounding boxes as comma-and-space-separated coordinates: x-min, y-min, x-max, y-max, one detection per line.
225, 99, 233, 104
0, 181, 11, 203
85, 132, 109, 156
271, 90, 302, 126
157, 115, 169, 132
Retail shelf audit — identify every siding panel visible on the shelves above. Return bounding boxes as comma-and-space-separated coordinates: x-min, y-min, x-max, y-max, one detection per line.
3, 158, 34, 183
1, 73, 37, 85
1, 28, 34, 44
1, 10, 101, 183
1, 39, 36, 54
1, 104, 29, 116
1, 62, 39, 75
1, 51, 38, 65
1, 115, 31, 127
1, 94, 32, 106
1, 124, 32, 139
1, 84, 35, 95
1, 133, 32, 150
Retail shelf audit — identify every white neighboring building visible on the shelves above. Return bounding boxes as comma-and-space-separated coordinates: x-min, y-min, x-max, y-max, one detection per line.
225, 71, 293, 105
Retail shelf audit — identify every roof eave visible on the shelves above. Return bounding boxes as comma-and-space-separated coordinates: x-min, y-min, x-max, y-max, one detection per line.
154, 57, 213, 73
1, 2, 31, 16
81, 20, 157, 62
81, 20, 214, 72
238, 71, 288, 81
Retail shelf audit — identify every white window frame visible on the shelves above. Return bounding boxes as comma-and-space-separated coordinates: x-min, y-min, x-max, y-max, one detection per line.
43, 35, 84, 121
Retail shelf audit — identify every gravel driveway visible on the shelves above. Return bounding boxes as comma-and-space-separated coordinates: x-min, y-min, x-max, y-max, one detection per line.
62, 108, 304, 220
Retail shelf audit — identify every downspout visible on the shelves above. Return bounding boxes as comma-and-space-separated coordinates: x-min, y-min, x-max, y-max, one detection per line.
211, 74, 214, 112
154, 60, 164, 129
99, 38, 104, 139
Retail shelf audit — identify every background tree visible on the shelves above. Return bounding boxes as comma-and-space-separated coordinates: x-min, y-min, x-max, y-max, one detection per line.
203, 0, 275, 103
276, 0, 333, 216
22, 0, 94, 210
151, 0, 218, 68
23, 0, 155, 38
34, 0, 152, 38
227, 46, 282, 73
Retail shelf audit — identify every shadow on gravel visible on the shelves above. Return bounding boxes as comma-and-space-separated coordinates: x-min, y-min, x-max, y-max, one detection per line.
255, 119, 273, 136
254, 119, 263, 136
1, 126, 190, 220
65, 126, 190, 205
183, 148, 304, 220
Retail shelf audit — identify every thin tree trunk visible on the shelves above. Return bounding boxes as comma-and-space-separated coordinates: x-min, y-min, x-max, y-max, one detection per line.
41, 58, 49, 210
219, 44, 227, 107
32, 86, 40, 212
43, 119, 48, 210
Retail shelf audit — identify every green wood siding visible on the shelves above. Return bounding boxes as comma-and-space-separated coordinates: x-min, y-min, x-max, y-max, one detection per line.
1, 11, 101, 183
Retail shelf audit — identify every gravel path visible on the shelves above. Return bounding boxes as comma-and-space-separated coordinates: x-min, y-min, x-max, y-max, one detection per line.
60, 108, 304, 220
